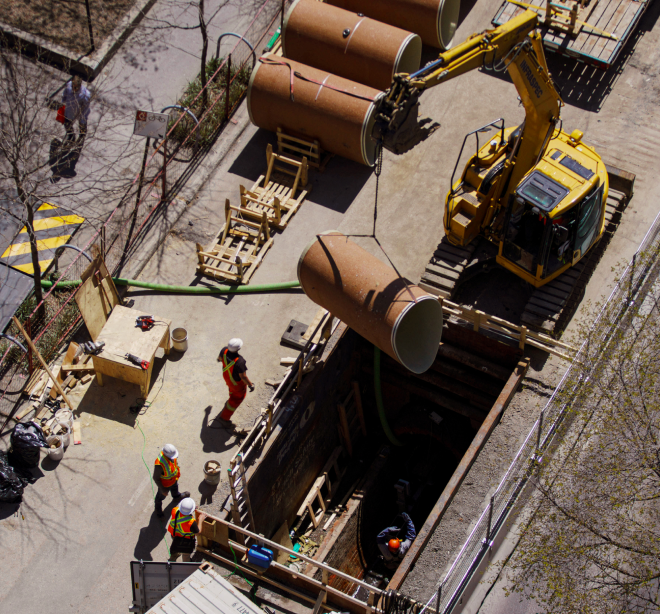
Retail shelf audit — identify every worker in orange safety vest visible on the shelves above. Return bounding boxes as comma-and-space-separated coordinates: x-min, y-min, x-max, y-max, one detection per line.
216, 338, 254, 430
167, 497, 202, 562
153, 444, 190, 517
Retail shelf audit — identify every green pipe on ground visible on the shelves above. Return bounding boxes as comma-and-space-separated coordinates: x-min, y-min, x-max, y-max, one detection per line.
374, 346, 403, 447
41, 277, 301, 294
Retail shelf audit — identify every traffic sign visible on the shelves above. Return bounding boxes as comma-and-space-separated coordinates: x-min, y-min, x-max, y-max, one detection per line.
133, 110, 169, 139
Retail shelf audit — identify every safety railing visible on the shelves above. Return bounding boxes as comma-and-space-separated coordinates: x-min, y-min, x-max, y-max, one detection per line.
420, 208, 660, 614
0, 0, 294, 431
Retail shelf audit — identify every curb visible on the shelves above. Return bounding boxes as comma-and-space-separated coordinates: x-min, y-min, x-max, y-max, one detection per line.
0, 0, 157, 80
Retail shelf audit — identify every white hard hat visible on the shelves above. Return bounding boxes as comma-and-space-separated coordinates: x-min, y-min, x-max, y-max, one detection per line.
179, 497, 195, 516
228, 338, 243, 352
162, 444, 178, 459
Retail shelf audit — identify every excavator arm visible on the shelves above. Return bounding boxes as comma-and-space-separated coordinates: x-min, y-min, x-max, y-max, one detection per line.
373, 10, 562, 163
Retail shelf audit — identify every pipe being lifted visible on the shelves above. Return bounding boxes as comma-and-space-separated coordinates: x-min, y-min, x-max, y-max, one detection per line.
298, 232, 443, 373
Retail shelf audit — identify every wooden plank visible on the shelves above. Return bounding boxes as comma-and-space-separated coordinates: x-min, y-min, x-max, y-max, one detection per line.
337, 403, 353, 456
72, 420, 82, 445
75, 256, 121, 342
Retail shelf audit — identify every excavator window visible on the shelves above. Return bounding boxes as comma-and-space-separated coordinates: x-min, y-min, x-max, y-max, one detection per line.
575, 185, 603, 256
516, 171, 569, 212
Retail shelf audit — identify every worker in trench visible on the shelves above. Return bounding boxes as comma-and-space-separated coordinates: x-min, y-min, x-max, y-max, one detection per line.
377, 512, 417, 569
167, 497, 204, 562
153, 444, 190, 518
216, 338, 254, 433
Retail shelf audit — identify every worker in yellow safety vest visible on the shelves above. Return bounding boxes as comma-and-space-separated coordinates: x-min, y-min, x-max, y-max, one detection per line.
153, 444, 190, 518
168, 497, 203, 561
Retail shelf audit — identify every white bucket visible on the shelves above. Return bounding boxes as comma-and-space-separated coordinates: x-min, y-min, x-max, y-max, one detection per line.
47, 436, 64, 461
203, 460, 221, 485
52, 421, 70, 448
171, 328, 188, 352
55, 409, 74, 432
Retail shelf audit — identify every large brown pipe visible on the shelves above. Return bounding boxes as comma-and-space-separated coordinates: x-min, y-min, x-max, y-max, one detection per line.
298, 232, 443, 373
247, 54, 382, 166
326, 0, 460, 50
282, 0, 422, 91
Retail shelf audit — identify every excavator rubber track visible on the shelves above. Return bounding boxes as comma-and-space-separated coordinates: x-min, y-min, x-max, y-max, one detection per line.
418, 240, 479, 299
419, 165, 635, 335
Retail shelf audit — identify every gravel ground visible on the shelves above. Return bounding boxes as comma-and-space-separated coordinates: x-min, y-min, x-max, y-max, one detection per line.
401, 349, 567, 602
0, 0, 136, 54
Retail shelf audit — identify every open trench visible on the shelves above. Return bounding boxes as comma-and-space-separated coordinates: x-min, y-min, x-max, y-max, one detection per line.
234, 318, 527, 608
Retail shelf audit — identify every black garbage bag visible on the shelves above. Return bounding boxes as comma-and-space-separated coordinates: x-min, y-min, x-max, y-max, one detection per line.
9, 422, 48, 469
0, 451, 25, 503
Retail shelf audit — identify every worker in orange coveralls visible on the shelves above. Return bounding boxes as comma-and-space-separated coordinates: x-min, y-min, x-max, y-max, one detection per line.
216, 338, 254, 430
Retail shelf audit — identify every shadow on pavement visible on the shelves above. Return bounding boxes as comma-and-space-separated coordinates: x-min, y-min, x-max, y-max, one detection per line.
200, 405, 239, 453
198, 479, 218, 506
134, 504, 173, 561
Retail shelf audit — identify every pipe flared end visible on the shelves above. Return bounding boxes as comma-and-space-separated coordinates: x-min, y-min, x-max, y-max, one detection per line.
437, 0, 460, 50
392, 295, 443, 373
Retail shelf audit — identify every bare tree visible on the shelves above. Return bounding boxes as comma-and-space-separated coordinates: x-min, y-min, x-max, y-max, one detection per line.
0, 43, 139, 312
505, 279, 660, 614
142, 0, 229, 114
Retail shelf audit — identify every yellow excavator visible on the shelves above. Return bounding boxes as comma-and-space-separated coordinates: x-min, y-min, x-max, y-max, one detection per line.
373, 10, 633, 303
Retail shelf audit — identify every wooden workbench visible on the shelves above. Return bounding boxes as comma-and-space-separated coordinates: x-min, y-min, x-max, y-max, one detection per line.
92, 306, 171, 397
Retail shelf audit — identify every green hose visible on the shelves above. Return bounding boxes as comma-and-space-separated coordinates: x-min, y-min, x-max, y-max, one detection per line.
41, 277, 301, 294
374, 346, 403, 447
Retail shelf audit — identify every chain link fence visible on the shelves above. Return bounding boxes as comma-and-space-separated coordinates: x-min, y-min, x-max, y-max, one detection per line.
418, 209, 660, 614
0, 0, 293, 431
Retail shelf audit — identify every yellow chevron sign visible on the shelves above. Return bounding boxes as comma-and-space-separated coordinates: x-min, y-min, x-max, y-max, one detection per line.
1, 203, 85, 275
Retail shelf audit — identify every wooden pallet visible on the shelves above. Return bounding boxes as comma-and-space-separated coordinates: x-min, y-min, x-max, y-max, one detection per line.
493, 0, 652, 69
276, 127, 331, 171
241, 145, 309, 230
196, 199, 273, 284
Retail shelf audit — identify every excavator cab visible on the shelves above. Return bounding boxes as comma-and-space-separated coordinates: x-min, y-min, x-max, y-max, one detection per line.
497, 133, 608, 287
445, 123, 608, 288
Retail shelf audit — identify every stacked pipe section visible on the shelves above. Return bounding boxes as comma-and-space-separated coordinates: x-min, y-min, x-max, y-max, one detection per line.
298, 232, 443, 373
247, 0, 428, 166
282, 0, 422, 91
247, 55, 383, 166
326, 0, 460, 49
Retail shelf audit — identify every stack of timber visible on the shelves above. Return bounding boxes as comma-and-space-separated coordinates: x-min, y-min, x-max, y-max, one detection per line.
493, 0, 652, 69
196, 200, 273, 284
521, 165, 634, 333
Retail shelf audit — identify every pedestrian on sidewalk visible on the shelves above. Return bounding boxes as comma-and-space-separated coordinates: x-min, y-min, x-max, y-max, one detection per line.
217, 338, 254, 430
61, 75, 91, 143
376, 512, 417, 570
153, 444, 190, 518
167, 497, 202, 562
